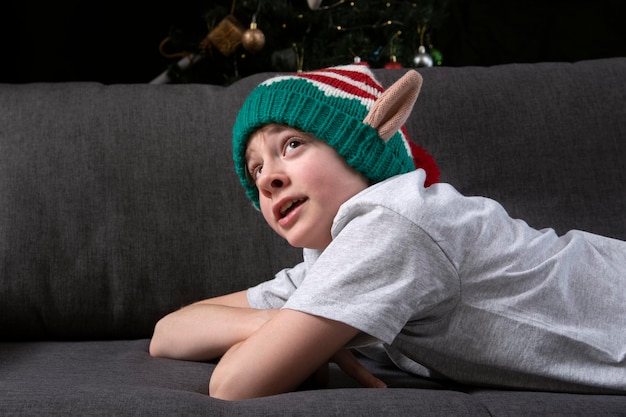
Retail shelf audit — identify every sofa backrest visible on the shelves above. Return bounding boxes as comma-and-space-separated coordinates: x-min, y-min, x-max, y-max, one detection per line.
0, 79, 301, 340
394, 58, 626, 241
1, 58, 624, 340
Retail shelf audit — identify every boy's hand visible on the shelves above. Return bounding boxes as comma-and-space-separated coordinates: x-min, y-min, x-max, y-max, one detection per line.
331, 348, 387, 388
311, 348, 386, 389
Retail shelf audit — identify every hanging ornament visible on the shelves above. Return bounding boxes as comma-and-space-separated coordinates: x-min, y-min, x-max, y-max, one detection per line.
242, 0, 266, 53
413, 45, 433, 68
429, 47, 443, 66
413, 24, 433, 68
352, 55, 369, 65
307, 0, 323, 9
206, 15, 245, 56
308, 0, 347, 11
350, 47, 367, 65
242, 21, 266, 53
384, 55, 403, 69
384, 32, 402, 69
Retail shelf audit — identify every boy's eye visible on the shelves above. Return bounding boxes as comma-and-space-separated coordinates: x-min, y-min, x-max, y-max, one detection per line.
248, 165, 262, 182
285, 139, 302, 153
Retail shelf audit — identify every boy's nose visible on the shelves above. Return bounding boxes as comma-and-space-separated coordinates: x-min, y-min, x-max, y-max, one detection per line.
257, 166, 289, 196
261, 174, 286, 190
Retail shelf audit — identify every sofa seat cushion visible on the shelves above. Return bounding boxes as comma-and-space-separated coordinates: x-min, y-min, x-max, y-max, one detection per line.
0, 340, 487, 416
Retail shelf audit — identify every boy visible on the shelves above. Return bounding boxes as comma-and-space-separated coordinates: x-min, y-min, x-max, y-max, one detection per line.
150, 64, 626, 400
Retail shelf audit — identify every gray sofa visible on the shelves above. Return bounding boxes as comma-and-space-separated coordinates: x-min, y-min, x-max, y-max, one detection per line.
1, 58, 625, 416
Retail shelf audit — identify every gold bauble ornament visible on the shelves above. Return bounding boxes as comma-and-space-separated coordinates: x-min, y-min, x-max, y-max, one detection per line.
242, 22, 266, 53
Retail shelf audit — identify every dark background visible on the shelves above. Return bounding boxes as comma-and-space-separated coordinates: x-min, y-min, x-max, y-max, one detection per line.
1, 0, 625, 84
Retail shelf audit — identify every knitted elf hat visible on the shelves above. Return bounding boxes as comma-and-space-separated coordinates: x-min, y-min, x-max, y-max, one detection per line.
232, 64, 439, 208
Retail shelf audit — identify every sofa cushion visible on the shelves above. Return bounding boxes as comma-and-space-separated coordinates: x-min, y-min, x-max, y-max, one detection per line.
473, 390, 626, 417
0, 339, 493, 417
3, 340, 626, 416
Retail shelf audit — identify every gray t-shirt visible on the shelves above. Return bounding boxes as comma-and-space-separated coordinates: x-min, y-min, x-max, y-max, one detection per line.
248, 169, 626, 393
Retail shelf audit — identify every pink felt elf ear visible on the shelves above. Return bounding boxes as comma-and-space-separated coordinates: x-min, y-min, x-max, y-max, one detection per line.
363, 70, 423, 141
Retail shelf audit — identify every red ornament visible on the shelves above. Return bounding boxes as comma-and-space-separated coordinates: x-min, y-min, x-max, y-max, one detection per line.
384, 55, 403, 69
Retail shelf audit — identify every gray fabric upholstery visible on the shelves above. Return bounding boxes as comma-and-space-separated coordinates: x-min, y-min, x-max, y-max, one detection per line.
398, 60, 626, 240
0, 340, 476, 416
1, 58, 625, 415
0, 81, 301, 340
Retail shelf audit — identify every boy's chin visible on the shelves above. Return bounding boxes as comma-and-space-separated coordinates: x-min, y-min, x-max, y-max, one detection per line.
284, 235, 330, 251
284, 236, 306, 249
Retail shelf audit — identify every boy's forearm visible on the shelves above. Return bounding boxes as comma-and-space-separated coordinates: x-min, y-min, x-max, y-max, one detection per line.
149, 304, 276, 361
208, 309, 361, 400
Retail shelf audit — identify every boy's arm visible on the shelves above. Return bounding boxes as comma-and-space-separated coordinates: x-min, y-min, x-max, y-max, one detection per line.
149, 290, 277, 361
208, 308, 376, 400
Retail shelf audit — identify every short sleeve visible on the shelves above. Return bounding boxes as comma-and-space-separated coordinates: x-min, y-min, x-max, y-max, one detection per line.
283, 204, 460, 345
247, 261, 308, 309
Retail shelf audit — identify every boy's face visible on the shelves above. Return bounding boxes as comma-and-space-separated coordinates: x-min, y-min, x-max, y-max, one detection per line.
245, 124, 369, 250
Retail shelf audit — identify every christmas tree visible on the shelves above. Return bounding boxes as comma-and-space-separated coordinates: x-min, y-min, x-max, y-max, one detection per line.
153, 0, 448, 85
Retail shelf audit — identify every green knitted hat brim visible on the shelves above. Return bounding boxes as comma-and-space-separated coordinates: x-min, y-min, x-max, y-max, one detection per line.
233, 78, 415, 208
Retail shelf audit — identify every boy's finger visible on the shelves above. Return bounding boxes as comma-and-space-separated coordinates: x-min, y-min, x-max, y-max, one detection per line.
332, 349, 387, 388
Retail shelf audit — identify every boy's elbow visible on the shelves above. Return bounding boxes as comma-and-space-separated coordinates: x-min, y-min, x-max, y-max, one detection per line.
209, 363, 265, 401
208, 382, 229, 400
148, 318, 169, 357
148, 338, 163, 358
209, 374, 246, 401
209, 383, 260, 401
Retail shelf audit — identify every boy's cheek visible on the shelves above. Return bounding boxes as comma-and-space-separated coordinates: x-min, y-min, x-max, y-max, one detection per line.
259, 201, 274, 225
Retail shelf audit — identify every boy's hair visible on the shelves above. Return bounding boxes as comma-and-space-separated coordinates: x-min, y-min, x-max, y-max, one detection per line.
232, 64, 439, 208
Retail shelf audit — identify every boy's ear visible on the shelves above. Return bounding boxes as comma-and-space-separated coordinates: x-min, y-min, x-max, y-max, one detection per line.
363, 70, 423, 142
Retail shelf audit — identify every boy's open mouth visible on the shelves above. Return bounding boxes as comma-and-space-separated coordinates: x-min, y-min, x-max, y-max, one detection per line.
279, 199, 305, 218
